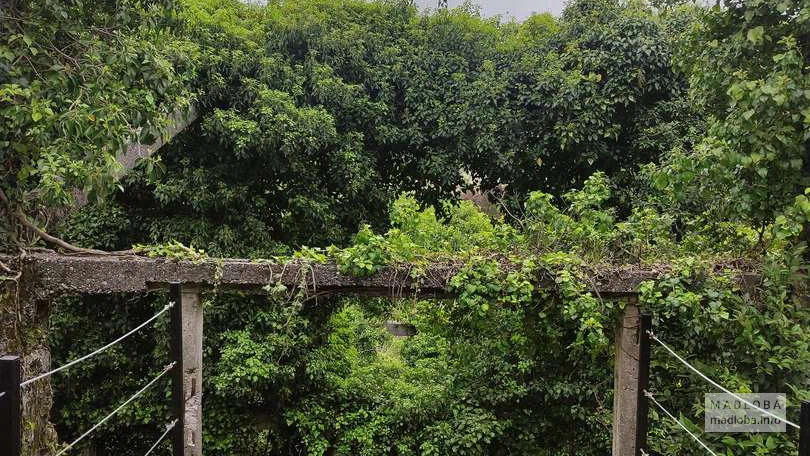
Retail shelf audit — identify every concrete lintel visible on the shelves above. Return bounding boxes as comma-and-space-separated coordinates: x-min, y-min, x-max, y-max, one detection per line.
0, 252, 761, 302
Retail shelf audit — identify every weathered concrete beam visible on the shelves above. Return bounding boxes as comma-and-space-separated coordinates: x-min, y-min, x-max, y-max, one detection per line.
73, 106, 199, 208
118, 106, 199, 172
0, 252, 761, 301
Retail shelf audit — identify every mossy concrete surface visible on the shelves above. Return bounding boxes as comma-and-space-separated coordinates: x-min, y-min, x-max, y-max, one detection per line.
2, 256, 57, 455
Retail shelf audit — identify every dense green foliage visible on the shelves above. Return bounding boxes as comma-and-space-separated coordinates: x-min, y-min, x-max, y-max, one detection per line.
654, 0, 810, 231
0, 0, 197, 207
142, 0, 697, 248
5, 0, 696, 249
4, 0, 810, 455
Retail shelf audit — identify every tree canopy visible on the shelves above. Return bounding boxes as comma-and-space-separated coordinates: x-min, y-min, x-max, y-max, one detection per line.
4, 0, 697, 250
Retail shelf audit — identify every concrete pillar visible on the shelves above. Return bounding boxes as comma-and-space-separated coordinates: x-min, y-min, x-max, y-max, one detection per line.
612, 299, 642, 456
180, 286, 203, 456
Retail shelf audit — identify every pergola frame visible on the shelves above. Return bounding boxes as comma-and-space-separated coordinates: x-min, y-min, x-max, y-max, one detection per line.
0, 252, 760, 456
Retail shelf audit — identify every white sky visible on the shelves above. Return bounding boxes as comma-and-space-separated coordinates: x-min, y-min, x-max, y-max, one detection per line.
413, 0, 568, 19
243, 1, 568, 20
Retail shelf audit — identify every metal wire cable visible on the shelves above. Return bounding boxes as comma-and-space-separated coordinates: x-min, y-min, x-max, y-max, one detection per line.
55, 362, 176, 456
21, 302, 174, 387
647, 330, 800, 430
644, 390, 719, 456
144, 419, 178, 456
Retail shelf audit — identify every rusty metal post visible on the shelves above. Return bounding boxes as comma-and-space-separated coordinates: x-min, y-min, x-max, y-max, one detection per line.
800, 401, 809, 456
636, 314, 651, 456
0, 355, 21, 456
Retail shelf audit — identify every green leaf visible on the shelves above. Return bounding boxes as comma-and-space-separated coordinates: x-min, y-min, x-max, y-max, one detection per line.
746, 26, 764, 44
653, 172, 669, 190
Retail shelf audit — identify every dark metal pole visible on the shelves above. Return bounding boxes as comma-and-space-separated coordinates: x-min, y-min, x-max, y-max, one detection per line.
636, 314, 652, 456
800, 401, 810, 456
169, 283, 185, 456
0, 355, 21, 456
